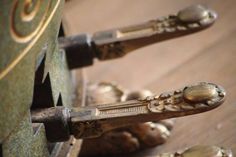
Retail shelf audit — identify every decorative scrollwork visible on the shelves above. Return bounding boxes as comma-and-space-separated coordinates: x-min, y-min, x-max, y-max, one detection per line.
0, 0, 60, 79
72, 121, 103, 139
147, 82, 225, 113
10, 0, 50, 43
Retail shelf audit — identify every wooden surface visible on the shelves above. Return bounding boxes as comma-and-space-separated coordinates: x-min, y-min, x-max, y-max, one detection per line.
63, 0, 236, 156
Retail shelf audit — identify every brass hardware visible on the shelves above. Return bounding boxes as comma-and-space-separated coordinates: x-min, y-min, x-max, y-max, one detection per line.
31, 82, 225, 141
1, 1, 233, 156
92, 5, 216, 60
80, 83, 174, 156
177, 5, 212, 23
157, 145, 233, 157
58, 5, 217, 69
183, 83, 222, 103
70, 82, 224, 139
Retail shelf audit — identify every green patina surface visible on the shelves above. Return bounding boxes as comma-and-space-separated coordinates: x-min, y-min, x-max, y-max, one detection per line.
0, 0, 73, 156
2, 112, 49, 157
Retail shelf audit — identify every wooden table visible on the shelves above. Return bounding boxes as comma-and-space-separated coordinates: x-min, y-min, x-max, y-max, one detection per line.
63, 0, 236, 156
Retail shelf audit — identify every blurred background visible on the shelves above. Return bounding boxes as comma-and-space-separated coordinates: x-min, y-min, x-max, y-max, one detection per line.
62, 0, 236, 156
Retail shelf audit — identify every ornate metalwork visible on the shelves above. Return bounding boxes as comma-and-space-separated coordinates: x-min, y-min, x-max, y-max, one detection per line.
92, 5, 217, 60
58, 5, 217, 69
31, 82, 226, 140
0, 2, 233, 156
70, 82, 225, 139
80, 82, 174, 156
157, 145, 233, 157
0, 0, 60, 79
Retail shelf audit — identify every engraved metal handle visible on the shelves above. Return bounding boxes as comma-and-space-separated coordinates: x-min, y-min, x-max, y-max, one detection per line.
32, 82, 225, 141
59, 5, 217, 68
70, 82, 225, 139
92, 5, 217, 60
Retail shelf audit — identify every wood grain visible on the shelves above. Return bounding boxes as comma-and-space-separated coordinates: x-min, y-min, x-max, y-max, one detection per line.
63, 0, 236, 156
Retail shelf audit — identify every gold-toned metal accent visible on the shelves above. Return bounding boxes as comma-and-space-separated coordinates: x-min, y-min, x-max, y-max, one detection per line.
183, 83, 218, 103
177, 5, 211, 23
80, 83, 174, 156
10, 0, 48, 43
1, 1, 231, 156
181, 145, 233, 157
32, 82, 225, 140
58, 5, 218, 69
69, 82, 225, 139
0, 0, 60, 80
92, 5, 217, 60
182, 145, 223, 157
21, 0, 40, 22
156, 145, 233, 157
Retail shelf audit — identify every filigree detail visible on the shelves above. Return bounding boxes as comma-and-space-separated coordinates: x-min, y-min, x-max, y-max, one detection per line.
145, 82, 225, 113
70, 82, 226, 140
72, 121, 103, 139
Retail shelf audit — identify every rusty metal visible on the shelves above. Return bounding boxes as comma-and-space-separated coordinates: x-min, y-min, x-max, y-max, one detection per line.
31, 107, 71, 142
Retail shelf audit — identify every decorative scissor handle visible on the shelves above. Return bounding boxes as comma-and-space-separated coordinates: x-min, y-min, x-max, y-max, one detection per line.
32, 82, 225, 140
59, 5, 217, 68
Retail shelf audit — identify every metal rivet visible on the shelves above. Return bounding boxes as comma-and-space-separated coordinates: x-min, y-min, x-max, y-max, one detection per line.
183, 83, 218, 103
219, 92, 225, 97
177, 5, 209, 23
160, 93, 171, 99
174, 89, 182, 94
